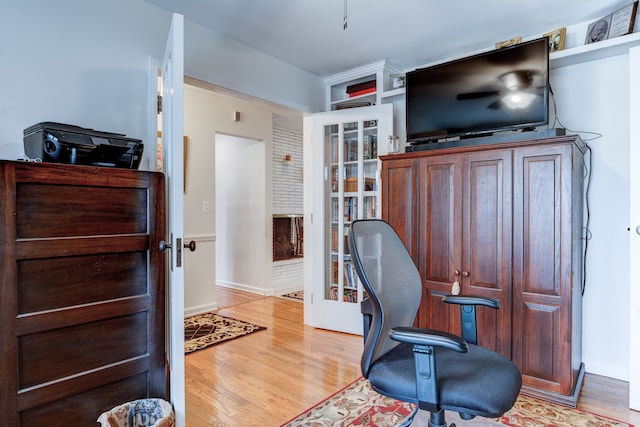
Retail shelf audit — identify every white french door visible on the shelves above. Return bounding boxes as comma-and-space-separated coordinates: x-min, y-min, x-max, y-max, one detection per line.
161, 13, 186, 427
304, 103, 393, 335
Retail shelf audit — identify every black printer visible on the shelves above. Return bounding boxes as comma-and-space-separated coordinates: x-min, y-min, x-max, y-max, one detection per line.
23, 122, 144, 169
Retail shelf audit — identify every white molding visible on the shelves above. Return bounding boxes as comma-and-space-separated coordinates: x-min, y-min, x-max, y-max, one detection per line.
184, 234, 216, 242
217, 280, 270, 296
184, 303, 218, 318
323, 59, 401, 85
550, 32, 640, 69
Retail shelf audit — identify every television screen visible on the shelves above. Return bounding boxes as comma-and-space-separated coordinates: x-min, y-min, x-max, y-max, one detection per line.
406, 37, 549, 144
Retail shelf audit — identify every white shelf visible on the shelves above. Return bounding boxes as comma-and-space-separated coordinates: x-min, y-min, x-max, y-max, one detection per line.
330, 91, 377, 107
550, 32, 640, 68
380, 87, 406, 100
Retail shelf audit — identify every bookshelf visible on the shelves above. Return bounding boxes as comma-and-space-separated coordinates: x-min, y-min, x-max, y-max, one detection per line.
305, 103, 393, 335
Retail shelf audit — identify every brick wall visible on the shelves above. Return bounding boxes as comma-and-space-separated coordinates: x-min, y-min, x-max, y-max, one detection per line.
272, 127, 303, 214
272, 126, 303, 291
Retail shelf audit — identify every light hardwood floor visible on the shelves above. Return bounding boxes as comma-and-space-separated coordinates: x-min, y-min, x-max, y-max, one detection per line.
185, 287, 640, 426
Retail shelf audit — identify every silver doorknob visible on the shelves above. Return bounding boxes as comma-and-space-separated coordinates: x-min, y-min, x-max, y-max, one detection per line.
636, 225, 640, 236
159, 240, 172, 252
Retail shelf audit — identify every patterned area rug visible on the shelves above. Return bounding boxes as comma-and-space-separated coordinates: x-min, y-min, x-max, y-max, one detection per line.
184, 312, 266, 354
281, 377, 633, 427
280, 290, 304, 302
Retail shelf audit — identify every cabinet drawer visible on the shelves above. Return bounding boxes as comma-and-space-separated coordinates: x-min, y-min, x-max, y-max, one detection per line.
16, 183, 148, 238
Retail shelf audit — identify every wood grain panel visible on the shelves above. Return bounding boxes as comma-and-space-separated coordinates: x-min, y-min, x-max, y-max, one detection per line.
1, 160, 166, 426
16, 183, 148, 238
19, 373, 148, 427
18, 313, 148, 389
463, 149, 512, 357
17, 251, 147, 314
519, 301, 561, 382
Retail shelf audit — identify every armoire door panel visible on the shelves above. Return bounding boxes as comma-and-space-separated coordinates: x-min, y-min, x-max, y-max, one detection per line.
419, 155, 462, 287
516, 153, 563, 296
517, 300, 561, 383
425, 288, 461, 333
513, 143, 579, 398
462, 149, 512, 356
382, 158, 419, 257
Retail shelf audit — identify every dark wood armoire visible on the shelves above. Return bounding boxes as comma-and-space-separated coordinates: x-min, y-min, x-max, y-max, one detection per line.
381, 134, 586, 406
0, 160, 167, 425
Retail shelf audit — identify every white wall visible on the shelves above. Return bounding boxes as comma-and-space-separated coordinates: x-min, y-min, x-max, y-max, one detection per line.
0, 1, 325, 166
215, 134, 267, 293
183, 84, 280, 311
0, 1, 169, 166
550, 51, 631, 381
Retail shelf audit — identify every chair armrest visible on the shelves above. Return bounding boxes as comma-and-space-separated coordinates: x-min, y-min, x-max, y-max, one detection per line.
391, 326, 468, 411
441, 295, 500, 345
390, 326, 468, 353
442, 295, 500, 309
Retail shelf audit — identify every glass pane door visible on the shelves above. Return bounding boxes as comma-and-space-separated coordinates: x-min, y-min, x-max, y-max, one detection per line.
306, 103, 392, 335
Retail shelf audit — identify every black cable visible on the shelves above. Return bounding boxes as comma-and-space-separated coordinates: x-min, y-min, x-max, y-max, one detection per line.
549, 84, 603, 141
549, 86, 596, 296
582, 145, 593, 296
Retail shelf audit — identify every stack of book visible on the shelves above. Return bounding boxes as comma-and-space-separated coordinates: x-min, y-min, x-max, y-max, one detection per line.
346, 80, 376, 98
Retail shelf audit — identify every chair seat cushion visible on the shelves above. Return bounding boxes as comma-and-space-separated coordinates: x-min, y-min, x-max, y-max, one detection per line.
367, 342, 521, 418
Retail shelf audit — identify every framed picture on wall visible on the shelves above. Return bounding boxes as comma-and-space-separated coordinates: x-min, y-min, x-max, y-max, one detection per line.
585, 1, 638, 44
544, 27, 566, 52
585, 16, 612, 44
608, 0, 638, 39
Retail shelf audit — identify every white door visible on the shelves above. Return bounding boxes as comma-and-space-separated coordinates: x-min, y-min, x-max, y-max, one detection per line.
162, 13, 186, 427
304, 104, 393, 335
629, 46, 640, 411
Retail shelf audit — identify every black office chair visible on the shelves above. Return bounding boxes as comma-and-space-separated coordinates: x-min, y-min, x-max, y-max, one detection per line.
348, 219, 522, 427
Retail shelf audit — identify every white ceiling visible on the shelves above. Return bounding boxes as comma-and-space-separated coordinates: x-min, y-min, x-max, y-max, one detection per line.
146, 0, 625, 77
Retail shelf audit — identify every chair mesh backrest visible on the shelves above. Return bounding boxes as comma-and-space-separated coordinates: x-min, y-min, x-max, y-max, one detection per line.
349, 220, 422, 376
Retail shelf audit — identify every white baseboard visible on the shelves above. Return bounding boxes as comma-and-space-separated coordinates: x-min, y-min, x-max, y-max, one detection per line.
184, 302, 218, 318
273, 278, 304, 295
584, 360, 629, 382
217, 280, 270, 296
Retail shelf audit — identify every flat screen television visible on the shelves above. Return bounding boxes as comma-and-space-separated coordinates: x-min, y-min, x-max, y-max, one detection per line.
406, 37, 550, 144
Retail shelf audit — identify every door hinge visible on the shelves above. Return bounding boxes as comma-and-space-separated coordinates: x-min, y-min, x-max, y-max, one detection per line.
157, 93, 162, 114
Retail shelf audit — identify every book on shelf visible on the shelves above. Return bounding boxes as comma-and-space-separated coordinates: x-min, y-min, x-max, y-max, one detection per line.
344, 262, 356, 288
331, 227, 338, 252
348, 87, 376, 98
366, 135, 377, 159
345, 80, 376, 95
344, 198, 357, 222
335, 101, 374, 110
364, 197, 375, 219
344, 138, 358, 161
329, 284, 358, 303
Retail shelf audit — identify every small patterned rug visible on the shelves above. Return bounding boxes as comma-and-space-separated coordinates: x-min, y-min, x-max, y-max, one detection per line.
280, 290, 304, 302
184, 312, 266, 354
281, 377, 633, 427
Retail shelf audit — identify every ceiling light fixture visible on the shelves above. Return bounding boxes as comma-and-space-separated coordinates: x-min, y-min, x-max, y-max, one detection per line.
343, 0, 348, 30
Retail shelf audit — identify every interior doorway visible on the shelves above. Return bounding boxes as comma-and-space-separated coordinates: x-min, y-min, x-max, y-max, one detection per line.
214, 133, 267, 295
